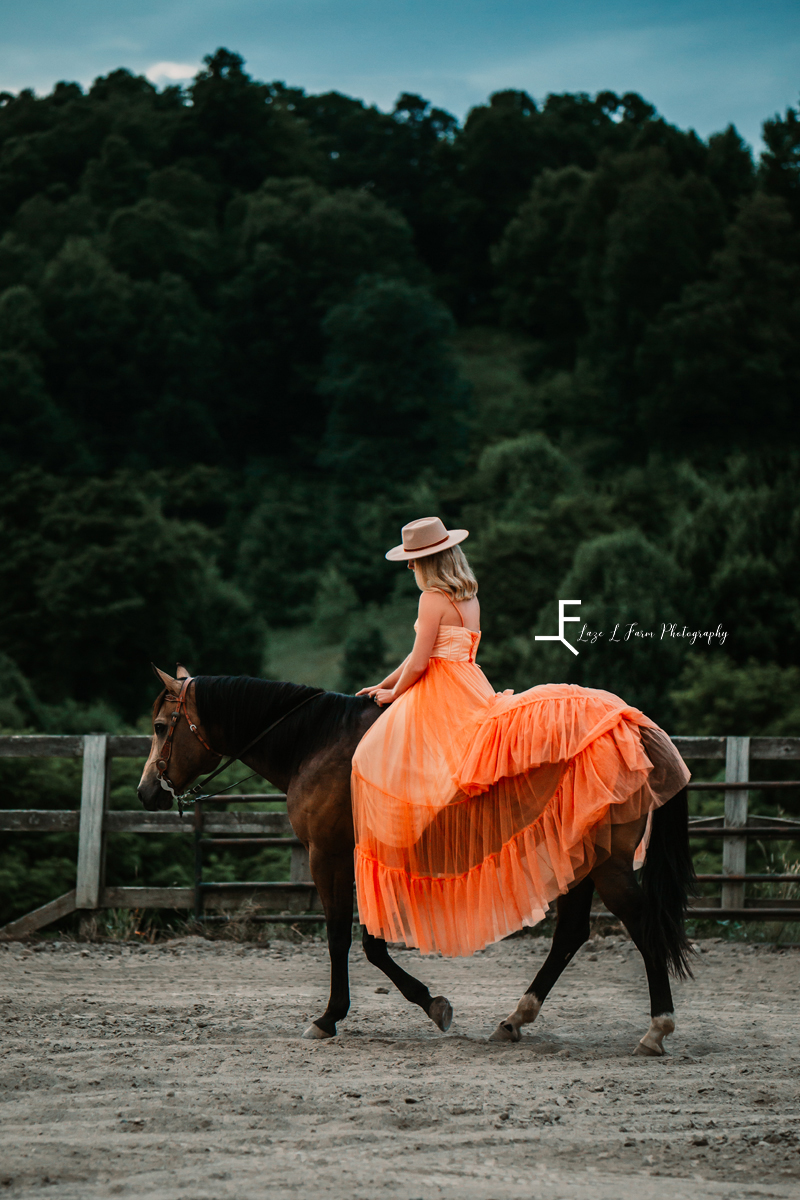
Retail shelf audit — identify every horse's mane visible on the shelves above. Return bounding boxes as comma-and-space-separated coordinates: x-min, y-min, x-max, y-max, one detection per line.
192, 676, 373, 776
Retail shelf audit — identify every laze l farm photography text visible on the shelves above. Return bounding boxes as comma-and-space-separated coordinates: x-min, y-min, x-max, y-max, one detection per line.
578, 622, 729, 647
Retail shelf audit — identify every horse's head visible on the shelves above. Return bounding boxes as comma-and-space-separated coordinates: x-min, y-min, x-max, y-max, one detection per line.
137, 664, 221, 811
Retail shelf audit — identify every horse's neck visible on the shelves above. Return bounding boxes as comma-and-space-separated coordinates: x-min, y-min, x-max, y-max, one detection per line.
242, 693, 382, 797
198, 676, 381, 797
239, 747, 291, 796
197, 680, 303, 786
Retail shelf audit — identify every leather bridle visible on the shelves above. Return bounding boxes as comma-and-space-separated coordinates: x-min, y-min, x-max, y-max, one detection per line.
154, 678, 218, 804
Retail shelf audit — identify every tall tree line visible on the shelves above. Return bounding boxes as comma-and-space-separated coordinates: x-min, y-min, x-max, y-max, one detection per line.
0, 48, 798, 730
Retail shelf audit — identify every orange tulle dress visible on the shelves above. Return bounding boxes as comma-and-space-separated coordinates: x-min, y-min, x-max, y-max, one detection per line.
351, 605, 691, 957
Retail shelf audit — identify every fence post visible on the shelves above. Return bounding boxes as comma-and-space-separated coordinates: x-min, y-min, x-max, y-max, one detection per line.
722, 736, 750, 911
193, 801, 205, 923
290, 845, 311, 882
75, 735, 109, 911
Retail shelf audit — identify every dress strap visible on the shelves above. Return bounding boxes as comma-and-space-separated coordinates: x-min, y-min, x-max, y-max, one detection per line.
436, 589, 464, 626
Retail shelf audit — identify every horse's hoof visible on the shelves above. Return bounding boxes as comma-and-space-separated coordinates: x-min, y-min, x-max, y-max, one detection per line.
302, 1021, 333, 1040
429, 996, 453, 1032
633, 1039, 665, 1057
488, 1020, 521, 1044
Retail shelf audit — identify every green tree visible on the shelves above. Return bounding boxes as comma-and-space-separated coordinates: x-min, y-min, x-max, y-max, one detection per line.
179, 49, 324, 193
106, 198, 217, 288
586, 161, 725, 359
526, 530, 689, 725
81, 133, 149, 212
665, 459, 800, 667
147, 165, 217, 228
234, 475, 327, 626
463, 433, 613, 650
0, 470, 264, 719
705, 125, 755, 215
221, 178, 422, 457
493, 166, 590, 367
0, 651, 40, 730
319, 275, 470, 485
337, 624, 387, 694
34, 238, 222, 469
311, 564, 359, 645
0, 350, 76, 473
760, 100, 800, 222
12, 190, 98, 263
670, 656, 800, 737
637, 193, 800, 458
293, 89, 460, 283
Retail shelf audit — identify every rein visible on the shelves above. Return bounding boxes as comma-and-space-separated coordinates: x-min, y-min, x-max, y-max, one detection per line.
155, 681, 324, 815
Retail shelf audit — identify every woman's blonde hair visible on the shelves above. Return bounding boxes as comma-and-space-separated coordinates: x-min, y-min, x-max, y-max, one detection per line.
413, 545, 478, 601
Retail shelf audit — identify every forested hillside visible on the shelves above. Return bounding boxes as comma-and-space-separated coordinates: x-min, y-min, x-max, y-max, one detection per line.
1, 48, 799, 736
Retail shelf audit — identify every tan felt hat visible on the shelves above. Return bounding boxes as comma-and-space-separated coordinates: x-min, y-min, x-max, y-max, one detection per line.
385, 516, 469, 561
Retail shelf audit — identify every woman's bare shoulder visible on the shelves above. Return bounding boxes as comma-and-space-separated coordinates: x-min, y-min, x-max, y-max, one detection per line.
418, 589, 450, 611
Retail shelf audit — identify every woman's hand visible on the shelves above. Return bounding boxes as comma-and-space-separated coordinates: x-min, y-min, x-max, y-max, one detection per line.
355, 684, 396, 705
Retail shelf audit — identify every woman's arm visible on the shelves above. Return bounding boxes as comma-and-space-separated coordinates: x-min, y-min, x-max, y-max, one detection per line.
371, 591, 445, 705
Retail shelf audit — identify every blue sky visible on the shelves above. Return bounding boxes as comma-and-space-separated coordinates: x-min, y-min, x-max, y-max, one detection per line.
1, 0, 797, 149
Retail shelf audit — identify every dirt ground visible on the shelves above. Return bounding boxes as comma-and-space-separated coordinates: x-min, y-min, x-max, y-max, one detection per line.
0, 932, 798, 1200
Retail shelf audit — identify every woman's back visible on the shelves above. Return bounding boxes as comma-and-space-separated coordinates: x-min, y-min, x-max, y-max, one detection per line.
429, 590, 480, 632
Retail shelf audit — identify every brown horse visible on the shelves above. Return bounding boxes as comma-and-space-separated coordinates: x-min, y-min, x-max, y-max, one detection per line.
138, 666, 695, 1053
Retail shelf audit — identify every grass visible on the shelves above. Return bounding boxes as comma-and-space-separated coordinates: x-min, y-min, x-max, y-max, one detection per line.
266, 601, 418, 693
266, 627, 344, 689
454, 325, 539, 442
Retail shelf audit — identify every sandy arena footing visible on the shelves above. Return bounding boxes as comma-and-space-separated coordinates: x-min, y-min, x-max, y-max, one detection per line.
1, 934, 798, 1199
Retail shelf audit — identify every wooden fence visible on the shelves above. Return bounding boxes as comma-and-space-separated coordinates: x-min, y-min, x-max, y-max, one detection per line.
1, 733, 799, 939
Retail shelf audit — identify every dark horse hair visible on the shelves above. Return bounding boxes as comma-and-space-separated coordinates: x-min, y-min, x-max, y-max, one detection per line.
640, 785, 697, 980
192, 676, 373, 777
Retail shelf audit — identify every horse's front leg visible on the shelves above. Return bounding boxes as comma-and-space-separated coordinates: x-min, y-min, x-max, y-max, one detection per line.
362, 931, 453, 1031
303, 849, 354, 1040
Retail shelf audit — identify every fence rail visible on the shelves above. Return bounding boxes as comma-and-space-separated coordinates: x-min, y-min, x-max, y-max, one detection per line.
1, 733, 799, 938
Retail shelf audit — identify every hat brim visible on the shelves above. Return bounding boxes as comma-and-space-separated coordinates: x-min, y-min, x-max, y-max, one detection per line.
385, 529, 469, 561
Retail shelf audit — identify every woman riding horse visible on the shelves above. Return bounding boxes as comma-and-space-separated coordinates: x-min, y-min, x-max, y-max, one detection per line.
138, 516, 694, 1054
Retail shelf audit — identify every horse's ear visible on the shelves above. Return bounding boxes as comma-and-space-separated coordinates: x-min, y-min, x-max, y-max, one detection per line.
176, 663, 191, 681
151, 664, 181, 695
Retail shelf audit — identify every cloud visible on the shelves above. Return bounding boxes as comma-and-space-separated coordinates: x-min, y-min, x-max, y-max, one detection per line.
145, 60, 199, 86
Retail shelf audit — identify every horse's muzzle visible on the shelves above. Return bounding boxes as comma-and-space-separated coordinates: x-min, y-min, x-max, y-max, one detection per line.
137, 782, 174, 812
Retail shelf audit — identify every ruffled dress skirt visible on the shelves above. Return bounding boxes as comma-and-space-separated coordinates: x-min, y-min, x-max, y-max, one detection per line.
351, 625, 690, 957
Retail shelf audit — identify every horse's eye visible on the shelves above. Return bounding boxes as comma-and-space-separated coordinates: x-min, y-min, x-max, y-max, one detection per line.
154, 723, 167, 736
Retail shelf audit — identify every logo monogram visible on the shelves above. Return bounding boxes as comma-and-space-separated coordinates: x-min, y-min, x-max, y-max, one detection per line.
535, 600, 581, 656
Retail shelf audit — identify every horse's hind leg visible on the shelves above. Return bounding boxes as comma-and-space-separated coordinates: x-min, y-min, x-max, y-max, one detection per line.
488, 876, 594, 1043
591, 858, 675, 1056
362, 931, 453, 1032
303, 851, 354, 1040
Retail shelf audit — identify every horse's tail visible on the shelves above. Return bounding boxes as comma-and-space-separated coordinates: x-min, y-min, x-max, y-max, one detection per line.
639, 785, 696, 979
